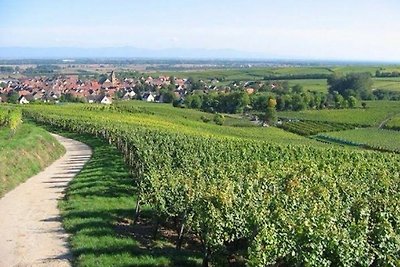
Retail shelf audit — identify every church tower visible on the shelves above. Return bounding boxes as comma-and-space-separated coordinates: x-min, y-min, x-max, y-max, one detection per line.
110, 71, 116, 86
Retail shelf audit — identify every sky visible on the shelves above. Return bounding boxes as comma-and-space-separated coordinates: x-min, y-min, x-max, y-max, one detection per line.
0, 0, 400, 61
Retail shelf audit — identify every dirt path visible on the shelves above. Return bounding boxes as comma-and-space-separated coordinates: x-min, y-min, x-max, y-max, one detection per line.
378, 112, 399, 129
0, 134, 92, 267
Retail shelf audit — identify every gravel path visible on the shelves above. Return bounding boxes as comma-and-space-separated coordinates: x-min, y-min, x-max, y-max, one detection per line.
0, 134, 92, 267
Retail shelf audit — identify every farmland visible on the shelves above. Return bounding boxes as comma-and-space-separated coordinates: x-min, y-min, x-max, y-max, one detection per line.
2, 62, 400, 266
18, 100, 400, 266
34, 101, 323, 146
278, 120, 355, 136
316, 128, 400, 153
279, 101, 400, 126
386, 114, 400, 130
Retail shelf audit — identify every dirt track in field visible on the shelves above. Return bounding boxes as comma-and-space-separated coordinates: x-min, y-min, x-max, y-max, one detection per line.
0, 134, 92, 267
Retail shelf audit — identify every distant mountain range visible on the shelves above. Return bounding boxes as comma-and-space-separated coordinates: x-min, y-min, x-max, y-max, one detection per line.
0, 46, 263, 59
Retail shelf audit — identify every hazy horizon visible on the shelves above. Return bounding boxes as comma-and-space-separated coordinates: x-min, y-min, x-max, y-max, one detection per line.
1, 0, 400, 61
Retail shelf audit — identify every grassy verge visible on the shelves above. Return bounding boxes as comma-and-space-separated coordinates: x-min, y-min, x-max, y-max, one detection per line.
55, 131, 202, 267
0, 123, 65, 197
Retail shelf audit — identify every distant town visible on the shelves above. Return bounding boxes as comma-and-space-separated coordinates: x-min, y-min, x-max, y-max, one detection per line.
0, 69, 273, 105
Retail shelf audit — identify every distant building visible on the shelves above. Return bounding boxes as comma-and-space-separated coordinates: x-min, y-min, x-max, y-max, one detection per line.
100, 96, 112, 105
18, 96, 29, 104
142, 93, 155, 102
122, 91, 136, 100
246, 88, 255, 94
110, 71, 117, 86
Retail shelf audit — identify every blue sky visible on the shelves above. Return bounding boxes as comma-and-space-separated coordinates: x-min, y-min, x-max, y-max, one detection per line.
1, 0, 399, 61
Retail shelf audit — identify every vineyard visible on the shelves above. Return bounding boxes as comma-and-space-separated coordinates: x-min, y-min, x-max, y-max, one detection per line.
21, 104, 400, 266
279, 101, 400, 127
316, 128, 400, 153
52, 102, 322, 146
278, 120, 355, 136
0, 106, 22, 133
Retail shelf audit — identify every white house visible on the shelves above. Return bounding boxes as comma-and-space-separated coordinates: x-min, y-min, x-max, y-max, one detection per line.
123, 91, 136, 100
18, 96, 30, 104
100, 96, 112, 105
142, 93, 155, 102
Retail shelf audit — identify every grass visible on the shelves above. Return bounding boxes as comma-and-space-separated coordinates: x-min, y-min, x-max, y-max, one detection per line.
386, 114, 400, 130
373, 77, 400, 91
146, 66, 333, 82
287, 79, 328, 93
278, 101, 400, 126
54, 130, 202, 267
316, 128, 400, 153
0, 123, 65, 197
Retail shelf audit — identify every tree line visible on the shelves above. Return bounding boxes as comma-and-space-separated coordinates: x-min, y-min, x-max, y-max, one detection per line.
180, 72, 373, 115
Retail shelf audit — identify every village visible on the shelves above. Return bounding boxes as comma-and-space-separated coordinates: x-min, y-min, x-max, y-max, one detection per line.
0, 71, 187, 104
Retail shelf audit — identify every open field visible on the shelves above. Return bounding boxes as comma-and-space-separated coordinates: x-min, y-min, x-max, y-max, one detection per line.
386, 114, 400, 130
279, 100, 400, 126
287, 79, 328, 92
373, 77, 400, 91
286, 78, 400, 93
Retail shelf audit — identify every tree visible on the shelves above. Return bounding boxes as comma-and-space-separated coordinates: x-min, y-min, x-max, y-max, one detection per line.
227, 92, 250, 113
264, 98, 277, 125
347, 96, 357, 108
185, 94, 202, 109
160, 89, 177, 103
213, 113, 225, 125
328, 72, 372, 99
361, 102, 367, 109
291, 94, 306, 111
7, 91, 19, 103
292, 84, 304, 94
334, 93, 345, 108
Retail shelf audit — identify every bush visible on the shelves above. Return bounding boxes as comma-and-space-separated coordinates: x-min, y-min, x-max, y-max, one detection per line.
201, 115, 211, 123
213, 113, 225, 125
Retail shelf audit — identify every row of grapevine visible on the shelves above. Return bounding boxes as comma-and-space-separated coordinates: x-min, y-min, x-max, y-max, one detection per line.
278, 120, 356, 136
81, 103, 155, 115
0, 107, 22, 133
24, 106, 400, 266
316, 129, 400, 154
313, 134, 364, 147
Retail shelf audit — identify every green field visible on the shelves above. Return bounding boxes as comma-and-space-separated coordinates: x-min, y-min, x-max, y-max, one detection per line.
286, 79, 328, 92
147, 66, 333, 82
286, 77, 400, 93
145, 66, 400, 93
317, 128, 400, 153
386, 114, 400, 130
279, 101, 400, 126
373, 77, 400, 91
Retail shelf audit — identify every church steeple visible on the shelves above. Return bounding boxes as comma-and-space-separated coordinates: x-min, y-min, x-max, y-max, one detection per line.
110, 71, 116, 85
